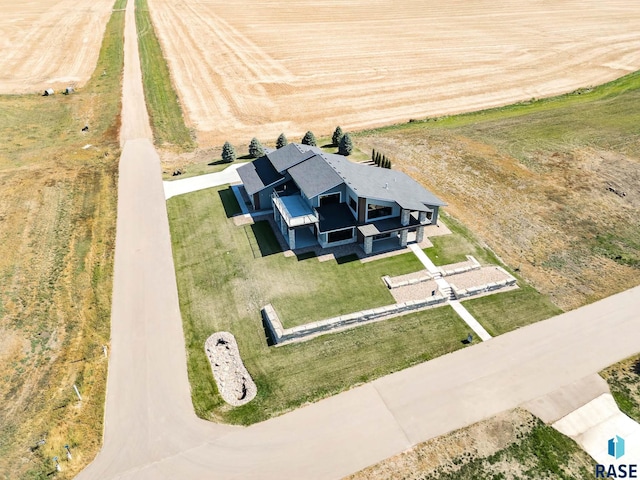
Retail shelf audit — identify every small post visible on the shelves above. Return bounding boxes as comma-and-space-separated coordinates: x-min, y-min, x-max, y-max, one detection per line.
53, 456, 61, 472
102, 345, 108, 358
466, 333, 473, 344
64, 444, 72, 461
73, 384, 82, 401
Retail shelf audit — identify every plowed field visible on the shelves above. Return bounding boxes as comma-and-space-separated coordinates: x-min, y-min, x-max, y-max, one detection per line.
0, 0, 114, 93
148, 0, 640, 145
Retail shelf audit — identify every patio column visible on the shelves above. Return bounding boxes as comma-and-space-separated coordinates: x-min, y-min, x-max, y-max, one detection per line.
401, 209, 410, 226
416, 225, 425, 243
288, 228, 296, 249
419, 211, 427, 224
399, 229, 408, 247
364, 236, 373, 254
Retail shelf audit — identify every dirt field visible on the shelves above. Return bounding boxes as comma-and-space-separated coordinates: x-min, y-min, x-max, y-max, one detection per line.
0, 0, 114, 94
147, 0, 640, 145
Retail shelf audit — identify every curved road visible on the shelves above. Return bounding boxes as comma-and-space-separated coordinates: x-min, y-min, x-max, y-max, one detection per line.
78, 1, 640, 478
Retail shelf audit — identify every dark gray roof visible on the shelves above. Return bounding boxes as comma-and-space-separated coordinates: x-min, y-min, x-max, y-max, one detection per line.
288, 155, 343, 199
316, 203, 357, 232
323, 153, 446, 210
236, 156, 284, 196
267, 143, 315, 173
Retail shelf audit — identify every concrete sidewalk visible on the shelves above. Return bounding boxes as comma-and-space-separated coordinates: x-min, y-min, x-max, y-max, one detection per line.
163, 164, 242, 200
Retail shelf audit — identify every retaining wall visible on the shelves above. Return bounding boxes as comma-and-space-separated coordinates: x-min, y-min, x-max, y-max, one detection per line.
263, 295, 446, 345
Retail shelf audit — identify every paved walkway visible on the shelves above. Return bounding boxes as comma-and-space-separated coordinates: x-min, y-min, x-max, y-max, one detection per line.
163, 164, 242, 200
553, 393, 640, 464
408, 243, 492, 341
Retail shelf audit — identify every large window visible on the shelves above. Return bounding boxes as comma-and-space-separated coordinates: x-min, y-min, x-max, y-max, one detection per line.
319, 192, 340, 206
367, 203, 393, 220
327, 228, 354, 243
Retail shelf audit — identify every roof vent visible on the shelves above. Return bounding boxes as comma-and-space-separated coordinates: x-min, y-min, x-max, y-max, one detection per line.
384, 183, 389, 189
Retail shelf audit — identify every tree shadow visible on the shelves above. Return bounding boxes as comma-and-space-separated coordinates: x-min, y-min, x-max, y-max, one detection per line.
218, 187, 241, 218
238, 154, 254, 160
632, 358, 640, 376
208, 159, 229, 166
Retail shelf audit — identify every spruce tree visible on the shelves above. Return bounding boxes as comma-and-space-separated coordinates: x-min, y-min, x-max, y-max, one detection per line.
332, 126, 344, 147
276, 133, 288, 149
301, 131, 317, 146
338, 132, 353, 156
371, 149, 376, 163
221, 141, 236, 163
248, 137, 265, 158
376, 152, 381, 166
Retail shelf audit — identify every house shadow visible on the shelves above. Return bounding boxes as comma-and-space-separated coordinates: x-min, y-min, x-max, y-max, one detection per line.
336, 254, 359, 264
633, 358, 640, 376
246, 222, 283, 257
295, 251, 317, 261
218, 187, 242, 218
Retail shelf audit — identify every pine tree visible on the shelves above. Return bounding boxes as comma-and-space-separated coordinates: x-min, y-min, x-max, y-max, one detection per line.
221, 141, 236, 163
338, 132, 353, 156
276, 133, 288, 149
376, 152, 381, 166
371, 149, 376, 163
301, 131, 317, 146
332, 126, 344, 147
248, 137, 265, 158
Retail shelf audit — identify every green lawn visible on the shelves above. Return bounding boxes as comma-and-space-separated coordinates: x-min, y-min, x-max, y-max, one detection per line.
168, 185, 472, 424
135, 0, 194, 149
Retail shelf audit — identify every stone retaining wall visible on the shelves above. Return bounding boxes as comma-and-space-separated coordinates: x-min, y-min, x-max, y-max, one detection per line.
263, 295, 446, 345
439, 255, 481, 277
382, 273, 432, 289
449, 267, 517, 299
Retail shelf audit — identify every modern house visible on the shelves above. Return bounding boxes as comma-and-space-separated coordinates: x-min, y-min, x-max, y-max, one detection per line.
237, 143, 446, 254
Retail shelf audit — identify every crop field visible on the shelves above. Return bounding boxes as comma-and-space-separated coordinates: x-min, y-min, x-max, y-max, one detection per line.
147, 0, 640, 145
0, 0, 115, 94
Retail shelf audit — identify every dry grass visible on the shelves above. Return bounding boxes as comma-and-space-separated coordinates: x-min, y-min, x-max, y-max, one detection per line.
346, 409, 594, 480
357, 78, 640, 310
0, 4, 123, 478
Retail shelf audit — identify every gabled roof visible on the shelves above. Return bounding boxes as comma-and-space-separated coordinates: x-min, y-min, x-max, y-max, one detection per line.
266, 143, 315, 173
323, 153, 446, 210
236, 156, 284, 196
288, 155, 343, 199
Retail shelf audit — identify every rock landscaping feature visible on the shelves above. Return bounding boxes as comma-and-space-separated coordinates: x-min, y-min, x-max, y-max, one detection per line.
205, 332, 256, 406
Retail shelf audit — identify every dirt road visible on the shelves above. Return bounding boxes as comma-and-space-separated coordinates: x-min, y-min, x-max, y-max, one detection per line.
0, 0, 114, 93
148, 0, 640, 145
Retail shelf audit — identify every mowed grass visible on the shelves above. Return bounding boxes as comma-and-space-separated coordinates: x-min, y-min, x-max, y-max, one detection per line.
168, 185, 471, 424
424, 214, 562, 336
601, 354, 640, 423
0, 2, 123, 478
135, 0, 194, 149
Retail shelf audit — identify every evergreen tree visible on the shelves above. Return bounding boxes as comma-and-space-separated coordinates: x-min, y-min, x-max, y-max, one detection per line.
248, 137, 265, 158
376, 152, 381, 166
276, 133, 288, 149
371, 148, 376, 163
338, 132, 353, 156
385, 157, 392, 169
221, 141, 236, 163
301, 131, 317, 147
332, 126, 344, 147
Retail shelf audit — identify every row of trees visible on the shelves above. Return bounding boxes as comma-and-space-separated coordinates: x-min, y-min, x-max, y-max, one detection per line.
221, 127, 355, 163
371, 149, 392, 169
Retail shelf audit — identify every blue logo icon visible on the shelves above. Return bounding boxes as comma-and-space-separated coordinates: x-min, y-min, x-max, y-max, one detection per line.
608, 435, 625, 459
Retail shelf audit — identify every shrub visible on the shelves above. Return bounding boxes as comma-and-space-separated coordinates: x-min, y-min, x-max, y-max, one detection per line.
248, 137, 265, 158
301, 131, 317, 146
221, 141, 236, 163
338, 132, 353, 156
276, 133, 288, 149
332, 126, 344, 146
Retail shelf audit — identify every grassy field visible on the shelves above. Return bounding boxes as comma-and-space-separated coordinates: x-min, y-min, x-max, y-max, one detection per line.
601, 354, 640, 424
357, 70, 640, 311
0, 1, 123, 478
348, 409, 595, 480
135, 0, 194, 150
168, 186, 475, 424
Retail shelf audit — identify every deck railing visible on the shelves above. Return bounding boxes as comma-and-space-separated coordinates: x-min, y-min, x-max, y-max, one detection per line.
271, 191, 318, 227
